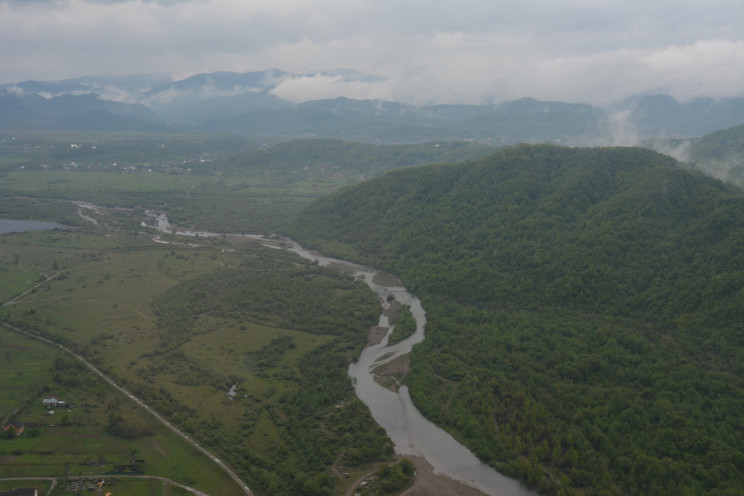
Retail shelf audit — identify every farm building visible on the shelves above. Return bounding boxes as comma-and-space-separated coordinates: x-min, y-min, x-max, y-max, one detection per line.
2, 418, 24, 437
42, 396, 64, 408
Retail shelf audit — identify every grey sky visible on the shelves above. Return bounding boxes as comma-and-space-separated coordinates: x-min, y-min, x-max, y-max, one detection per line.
1, 0, 742, 105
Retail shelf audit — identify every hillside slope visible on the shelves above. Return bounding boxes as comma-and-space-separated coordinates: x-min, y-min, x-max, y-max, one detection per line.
291, 144, 744, 495
687, 123, 744, 185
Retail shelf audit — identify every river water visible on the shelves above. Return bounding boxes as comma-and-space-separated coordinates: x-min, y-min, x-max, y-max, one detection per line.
0, 219, 67, 234
287, 243, 535, 496
146, 214, 535, 496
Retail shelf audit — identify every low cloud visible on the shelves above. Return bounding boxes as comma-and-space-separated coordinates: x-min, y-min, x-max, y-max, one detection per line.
1, 0, 743, 106
604, 110, 642, 146
269, 74, 387, 103
3, 86, 25, 96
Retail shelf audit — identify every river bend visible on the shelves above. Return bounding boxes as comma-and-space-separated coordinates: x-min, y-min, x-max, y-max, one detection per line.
148, 215, 535, 496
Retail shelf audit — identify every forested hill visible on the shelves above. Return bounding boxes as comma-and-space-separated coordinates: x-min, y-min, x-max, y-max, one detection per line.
293, 144, 744, 319
290, 144, 744, 495
688, 123, 744, 186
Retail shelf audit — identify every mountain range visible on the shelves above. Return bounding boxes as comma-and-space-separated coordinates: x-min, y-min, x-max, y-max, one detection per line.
2, 69, 744, 144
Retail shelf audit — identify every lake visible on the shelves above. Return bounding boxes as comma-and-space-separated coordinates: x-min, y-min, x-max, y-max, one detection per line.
0, 219, 67, 234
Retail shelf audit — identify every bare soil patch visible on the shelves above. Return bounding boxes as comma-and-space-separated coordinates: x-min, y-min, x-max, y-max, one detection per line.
384, 298, 404, 324
373, 272, 403, 287
372, 353, 410, 391
402, 455, 490, 496
373, 353, 410, 377
368, 325, 389, 345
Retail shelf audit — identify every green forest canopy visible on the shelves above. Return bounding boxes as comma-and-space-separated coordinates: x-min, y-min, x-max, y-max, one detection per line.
290, 144, 744, 495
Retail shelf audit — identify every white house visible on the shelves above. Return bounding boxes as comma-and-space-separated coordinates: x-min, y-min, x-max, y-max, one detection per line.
42, 396, 62, 408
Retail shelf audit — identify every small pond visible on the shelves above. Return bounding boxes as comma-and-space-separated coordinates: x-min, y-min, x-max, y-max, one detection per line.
0, 219, 67, 234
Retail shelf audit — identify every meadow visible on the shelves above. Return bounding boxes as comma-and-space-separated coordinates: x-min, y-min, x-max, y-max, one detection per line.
0, 324, 247, 495
0, 218, 392, 495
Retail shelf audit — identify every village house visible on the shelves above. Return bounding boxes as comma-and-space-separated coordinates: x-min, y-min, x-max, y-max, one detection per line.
2, 418, 24, 437
42, 396, 64, 408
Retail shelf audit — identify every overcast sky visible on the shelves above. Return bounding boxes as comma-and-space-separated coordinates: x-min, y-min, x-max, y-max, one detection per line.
1, 0, 743, 106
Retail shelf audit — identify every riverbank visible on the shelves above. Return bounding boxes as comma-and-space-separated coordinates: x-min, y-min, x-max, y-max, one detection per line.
403, 456, 489, 496
368, 298, 404, 345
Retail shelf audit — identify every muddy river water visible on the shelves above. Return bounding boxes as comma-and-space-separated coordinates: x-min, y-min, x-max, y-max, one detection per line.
287, 243, 535, 496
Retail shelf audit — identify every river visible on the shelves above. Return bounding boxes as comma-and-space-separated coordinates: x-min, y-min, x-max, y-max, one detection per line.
147, 213, 535, 496
286, 243, 535, 496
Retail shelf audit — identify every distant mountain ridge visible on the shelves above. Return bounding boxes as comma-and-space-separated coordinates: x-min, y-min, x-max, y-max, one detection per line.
2, 69, 744, 143
0, 90, 167, 131
620, 93, 744, 137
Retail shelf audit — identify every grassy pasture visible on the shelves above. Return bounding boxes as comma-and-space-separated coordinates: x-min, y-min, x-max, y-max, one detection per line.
1, 224, 391, 495
0, 230, 126, 301
2, 234, 243, 344
0, 136, 405, 494
2, 170, 205, 197
0, 328, 60, 420
0, 232, 262, 494
172, 318, 333, 429
0, 330, 246, 495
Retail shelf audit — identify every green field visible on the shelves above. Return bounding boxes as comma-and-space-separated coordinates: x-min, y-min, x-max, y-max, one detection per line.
0, 326, 246, 496
0, 222, 391, 496
0, 328, 60, 420
0, 137, 496, 496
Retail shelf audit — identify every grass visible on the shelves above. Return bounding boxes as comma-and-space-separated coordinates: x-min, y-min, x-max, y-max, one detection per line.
0, 328, 61, 421
0, 233, 272, 495
0, 231, 126, 303
1, 223, 390, 495
0, 147, 398, 495
3, 170, 203, 196
0, 334, 247, 495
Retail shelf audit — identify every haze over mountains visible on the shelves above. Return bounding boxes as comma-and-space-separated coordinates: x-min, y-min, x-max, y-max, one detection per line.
3, 69, 744, 145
